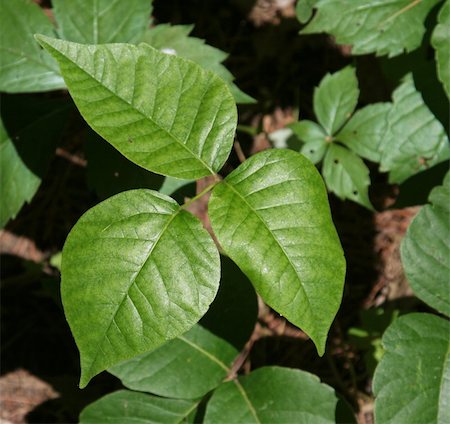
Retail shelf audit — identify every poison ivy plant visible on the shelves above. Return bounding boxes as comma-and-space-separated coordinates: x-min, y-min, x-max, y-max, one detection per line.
301, 0, 442, 57
37, 35, 345, 388
290, 68, 450, 208
0, 95, 71, 227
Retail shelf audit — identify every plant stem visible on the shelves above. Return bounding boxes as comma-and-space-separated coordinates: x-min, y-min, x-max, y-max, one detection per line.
180, 178, 220, 210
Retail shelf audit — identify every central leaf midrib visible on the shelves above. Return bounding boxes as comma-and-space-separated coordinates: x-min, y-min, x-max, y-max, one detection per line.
87, 207, 181, 377
57, 43, 216, 176
223, 180, 313, 313
234, 380, 261, 424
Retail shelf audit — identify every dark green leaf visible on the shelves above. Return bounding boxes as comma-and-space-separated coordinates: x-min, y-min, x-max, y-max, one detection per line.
296, 0, 318, 23
61, 189, 220, 387
36, 36, 237, 179
110, 324, 237, 399
208, 149, 345, 355
204, 366, 355, 423
336, 103, 391, 163
303, 0, 441, 57
379, 74, 450, 183
373, 313, 450, 424
313, 67, 359, 135
0, 0, 64, 92
401, 172, 450, 316
0, 95, 71, 227
79, 390, 199, 424
322, 144, 373, 210
52, 0, 152, 44
86, 130, 163, 199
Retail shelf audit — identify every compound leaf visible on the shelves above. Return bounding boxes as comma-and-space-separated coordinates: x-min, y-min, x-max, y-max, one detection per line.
79, 390, 199, 424
336, 103, 391, 163
0, 96, 70, 227
52, 0, 152, 44
323, 144, 373, 210
401, 172, 450, 317
303, 0, 441, 57
208, 149, 345, 355
431, 0, 450, 99
314, 67, 359, 135
61, 189, 220, 388
110, 324, 238, 399
373, 313, 450, 424
140, 24, 255, 104
204, 366, 355, 423
0, 0, 64, 92
36, 36, 237, 179
290, 120, 328, 164
379, 74, 450, 183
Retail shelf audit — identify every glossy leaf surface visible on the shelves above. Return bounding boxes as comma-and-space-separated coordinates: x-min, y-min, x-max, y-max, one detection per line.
204, 366, 354, 423
36, 36, 237, 179
0, 96, 70, 227
79, 390, 198, 424
431, 0, 450, 98
373, 313, 450, 424
140, 24, 255, 104
0, 0, 64, 92
303, 0, 441, 57
110, 324, 237, 399
313, 67, 359, 135
61, 189, 220, 387
208, 149, 345, 355
323, 144, 373, 210
52, 0, 152, 44
379, 75, 450, 183
401, 172, 450, 317
337, 103, 391, 163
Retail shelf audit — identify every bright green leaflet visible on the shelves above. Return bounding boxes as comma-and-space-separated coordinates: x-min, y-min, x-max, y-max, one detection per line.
401, 172, 450, 317
36, 35, 237, 179
302, 0, 441, 57
373, 313, 450, 424
85, 131, 164, 199
204, 366, 355, 423
313, 66, 359, 135
300, 139, 328, 164
140, 24, 255, 104
0, 0, 64, 92
110, 324, 237, 399
379, 74, 450, 184
52, 0, 152, 44
61, 189, 220, 388
208, 149, 345, 355
290, 120, 328, 164
431, 0, 450, 99
79, 390, 199, 424
323, 144, 373, 210
296, 0, 318, 23
0, 97, 70, 227
336, 103, 392, 163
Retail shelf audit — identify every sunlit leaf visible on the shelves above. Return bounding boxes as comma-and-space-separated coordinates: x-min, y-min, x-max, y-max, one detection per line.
431, 0, 450, 98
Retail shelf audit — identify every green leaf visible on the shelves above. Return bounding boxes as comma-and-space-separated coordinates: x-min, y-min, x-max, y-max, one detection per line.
432, 0, 450, 99
86, 130, 164, 199
323, 144, 373, 210
204, 366, 355, 423
159, 176, 195, 196
313, 67, 359, 135
0, 95, 70, 227
110, 324, 237, 399
140, 24, 255, 104
0, 0, 64, 92
373, 313, 450, 424
200, 256, 258, 350
52, 0, 152, 44
401, 172, 450, 317
79, 390, 199, 424
61, 189, 220, 388
301, 140, 329, 164
379, 74, 450, 184
35, 35, 237, 179
296, 0, 318, 23
303, 0, 441, 57
336, 103, 391, 163
208, 149, 345, 355
289, 120, 328, 164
